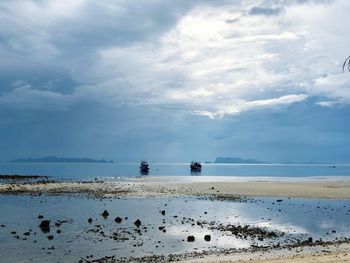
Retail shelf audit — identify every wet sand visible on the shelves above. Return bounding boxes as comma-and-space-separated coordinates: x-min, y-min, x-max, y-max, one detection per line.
0, 178, 350, 199
179, 244, 350, 263
180, 243, 350, 263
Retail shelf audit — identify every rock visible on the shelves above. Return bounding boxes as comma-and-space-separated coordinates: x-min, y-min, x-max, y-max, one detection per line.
88, 218, 93, 223
56, 229, 61, 234
114, 217, 122, 224
38, 215, 44, 219
160, 210, 165, 216
101, 210, 109, 218
276, 199, 283, 202
134, 219, 142, 228
24, 232, 30, 236
307, 237, 313, 243
47, 235, 54, 240
204, 235, 211, 242
187, 236, 195, 242
39, 220, 50, 233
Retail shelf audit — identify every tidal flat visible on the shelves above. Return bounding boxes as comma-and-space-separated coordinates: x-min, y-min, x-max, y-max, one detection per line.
0, 191, 349, 262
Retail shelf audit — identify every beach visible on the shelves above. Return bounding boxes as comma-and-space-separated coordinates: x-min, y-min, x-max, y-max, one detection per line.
0, 175, 349, 262
1, 177, 350, 199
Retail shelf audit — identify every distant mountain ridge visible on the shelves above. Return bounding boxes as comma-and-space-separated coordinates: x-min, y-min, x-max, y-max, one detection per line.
214, 157, 266, 164
11, 156, 113, 163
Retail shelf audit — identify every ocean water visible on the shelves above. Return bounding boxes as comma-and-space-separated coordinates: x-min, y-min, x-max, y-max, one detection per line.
0, 162, 349, 181
0, 195, 349, 262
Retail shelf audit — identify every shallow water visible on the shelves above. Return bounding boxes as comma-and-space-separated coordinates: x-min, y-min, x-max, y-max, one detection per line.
0, 195, 349, 262
0, 162, 349, 180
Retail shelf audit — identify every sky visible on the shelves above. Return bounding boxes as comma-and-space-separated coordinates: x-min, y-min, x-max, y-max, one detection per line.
1, 0, 350, 163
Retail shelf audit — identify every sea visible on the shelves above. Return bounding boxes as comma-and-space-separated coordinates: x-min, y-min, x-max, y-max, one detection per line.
1, 162, 350, 262
0, 162, 349, 181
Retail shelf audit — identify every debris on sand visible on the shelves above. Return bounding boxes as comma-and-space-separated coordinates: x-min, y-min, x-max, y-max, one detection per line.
114, 217, 122, 224
134, 219, 142, 228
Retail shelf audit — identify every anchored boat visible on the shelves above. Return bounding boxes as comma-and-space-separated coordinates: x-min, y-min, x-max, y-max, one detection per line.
190, 161, 202, 172
140, 160, 150, 174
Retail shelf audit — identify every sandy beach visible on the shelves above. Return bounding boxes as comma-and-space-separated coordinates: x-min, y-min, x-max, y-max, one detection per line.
1, 177, 350, 199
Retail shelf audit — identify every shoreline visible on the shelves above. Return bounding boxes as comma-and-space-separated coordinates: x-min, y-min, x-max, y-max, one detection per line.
1, 177, 350, 199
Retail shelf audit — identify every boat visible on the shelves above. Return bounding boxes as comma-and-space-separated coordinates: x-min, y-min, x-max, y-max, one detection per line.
190, 161, 202, 172
139, 160, 150, 174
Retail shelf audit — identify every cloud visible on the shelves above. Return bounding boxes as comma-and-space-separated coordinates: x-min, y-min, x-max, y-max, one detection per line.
193, 94, 308, 119
249, 6, 284, 16
0, 82, 73, 111
0, 0, 349, 119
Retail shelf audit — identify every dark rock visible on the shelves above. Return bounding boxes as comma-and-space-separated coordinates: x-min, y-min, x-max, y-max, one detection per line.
114, 217, 123, 224
47, 235, 54, 240
187, 236, 195, 242
56, 229, 61, 234
38, 215, 44, 219
24, 232, 30, 236
88, 218, 93, 223
39, 220, 50, 233
160, 210, 165, 216
204, 235, 211, 242
101, 210, 109, 218
307, 237, 313, 243
134, 219, 141, 228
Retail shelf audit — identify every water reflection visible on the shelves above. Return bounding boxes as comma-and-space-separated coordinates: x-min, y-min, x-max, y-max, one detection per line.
190, 170, 201, 176
0, 195, 348, 262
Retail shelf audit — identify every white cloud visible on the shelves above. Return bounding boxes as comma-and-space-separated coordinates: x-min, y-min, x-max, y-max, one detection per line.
193, 94, 308, 119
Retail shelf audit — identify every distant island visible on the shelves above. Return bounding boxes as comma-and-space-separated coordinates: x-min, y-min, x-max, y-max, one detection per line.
10, 156, 113, 163
214, 157, 266, 164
